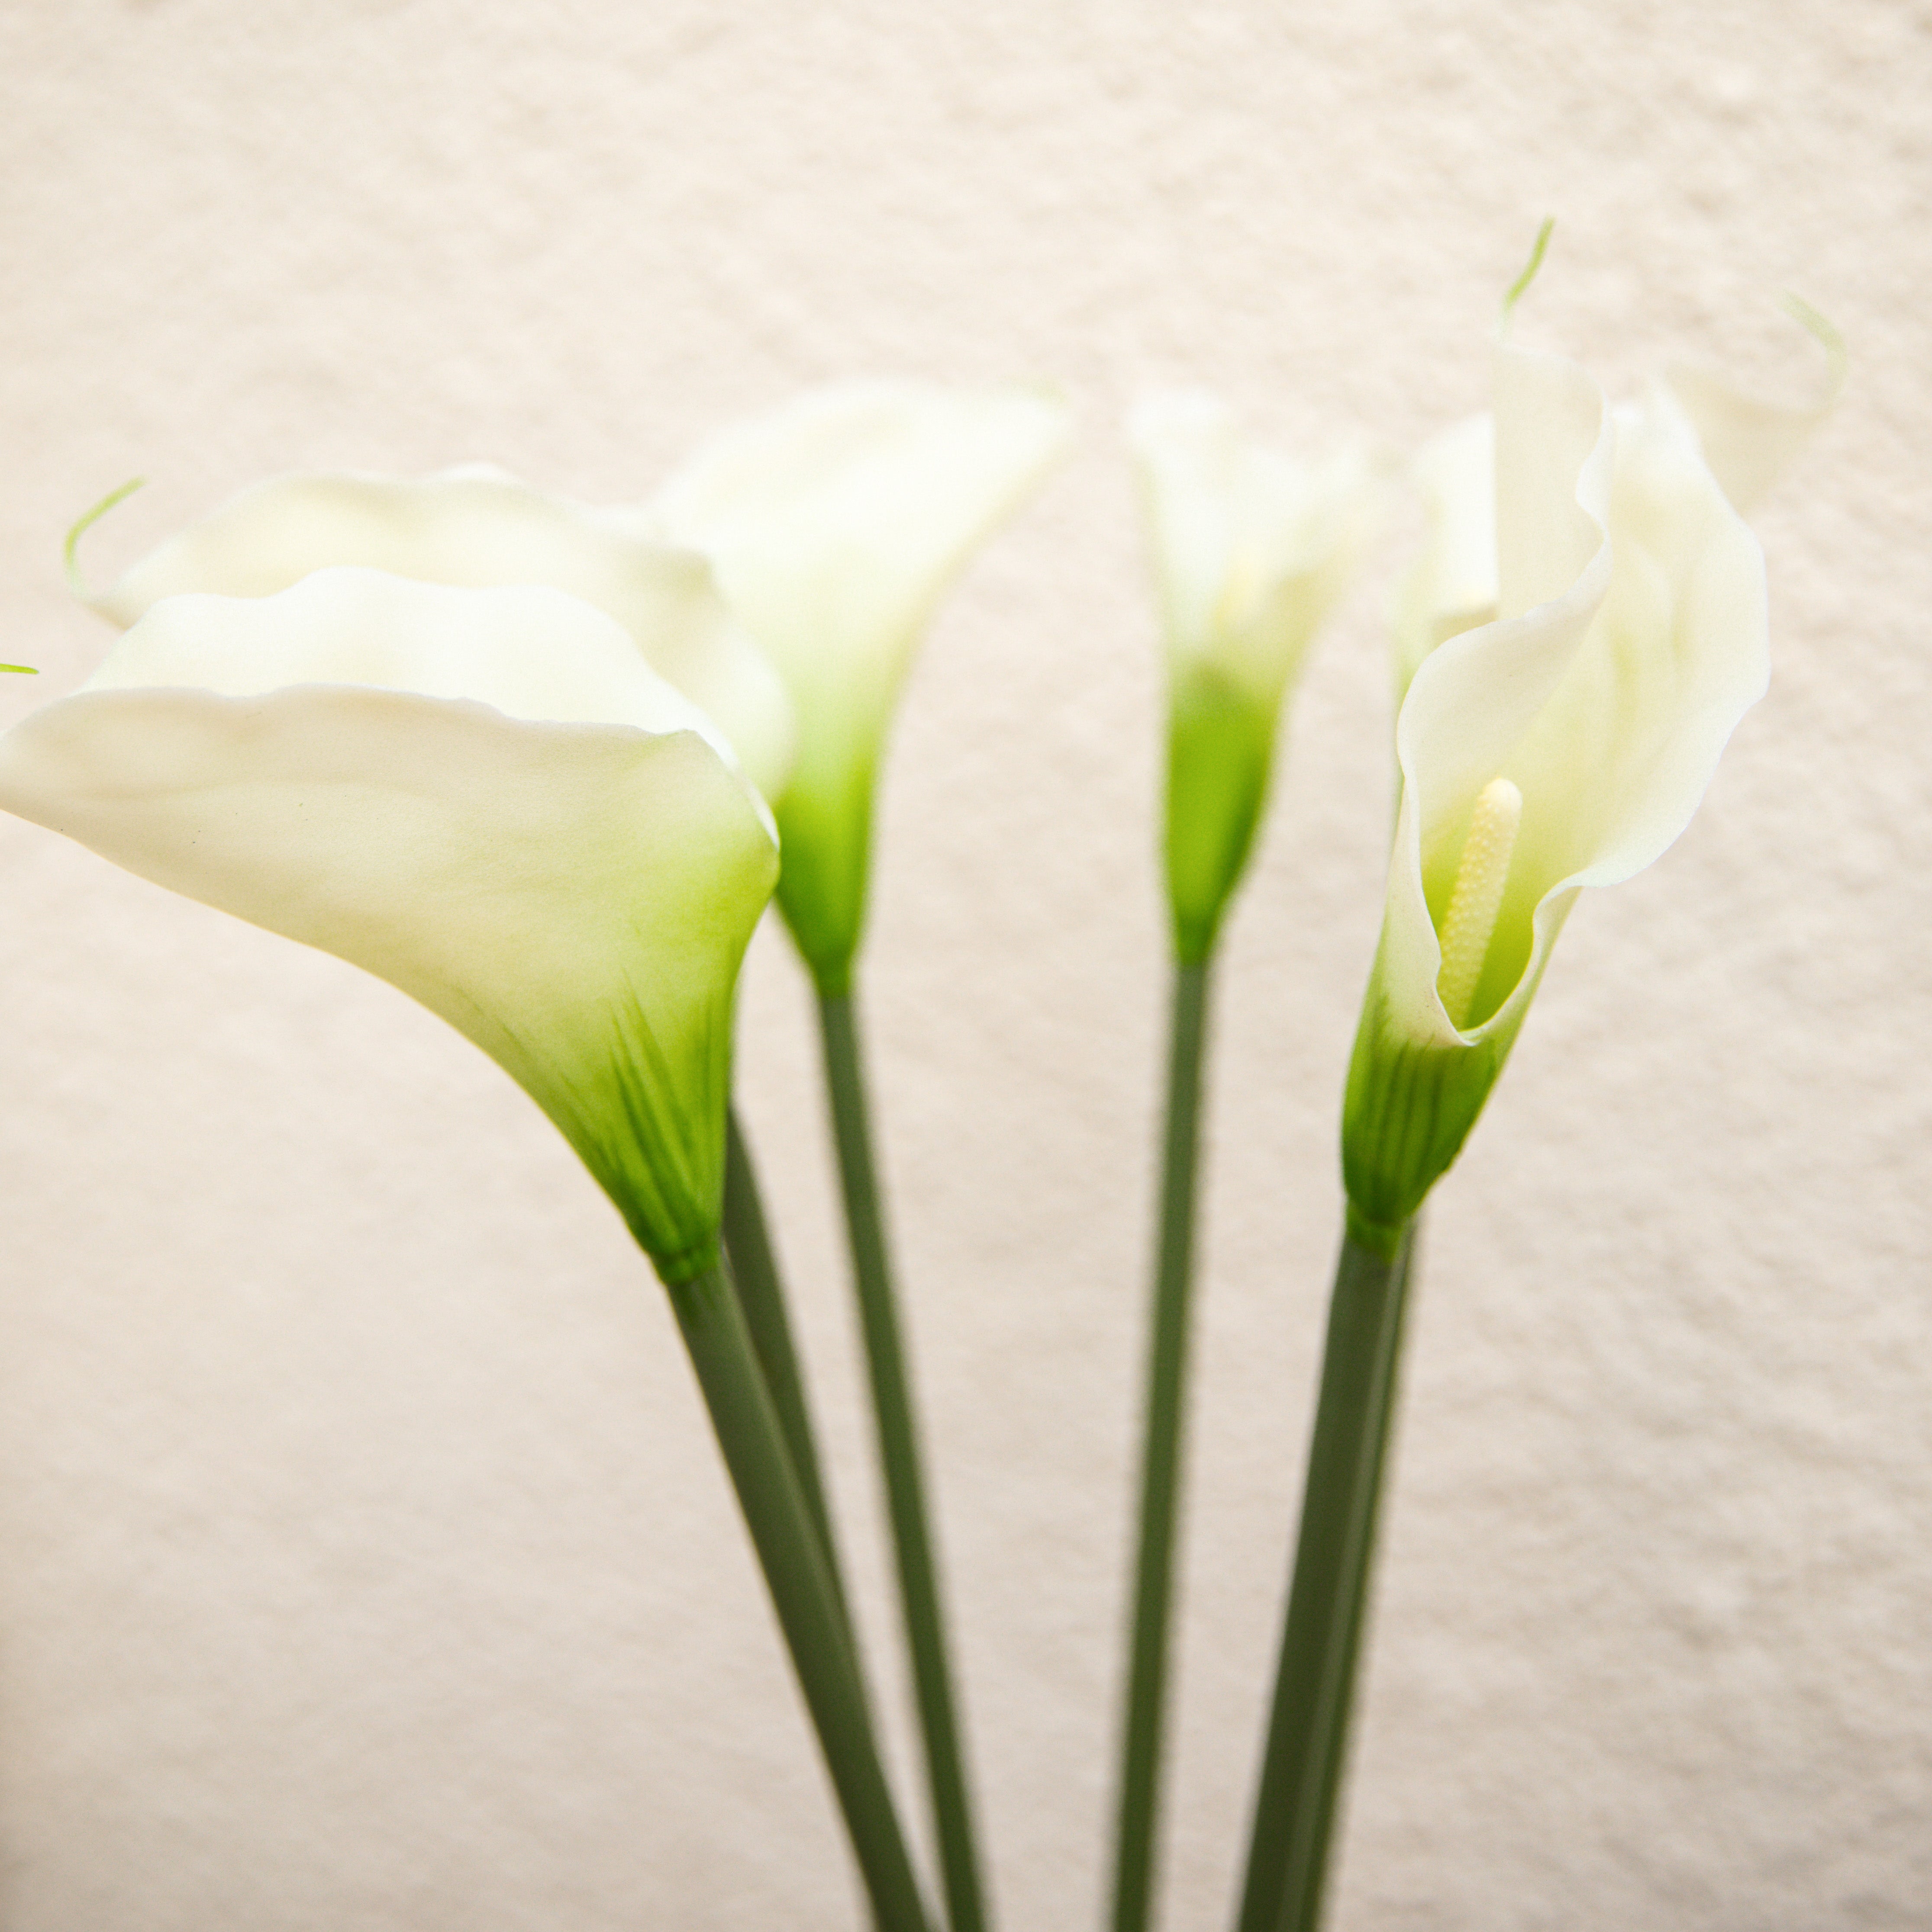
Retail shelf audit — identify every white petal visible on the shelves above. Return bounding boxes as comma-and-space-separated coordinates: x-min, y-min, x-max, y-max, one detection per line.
1346, 324, 1808, 1239
1389, 413, 1497, 697
650, 380, 1072, 768
1383, 341, 1768, 1049
0, 579, 781, 1276
1664, 297, 1845, 516
1493, 343, 1611, 622
1131, 389, 1381, 961
93, 565, 706, 720
88, 468, 796, 798
1130, 390, 1380, 703
645, 380, 1071, 980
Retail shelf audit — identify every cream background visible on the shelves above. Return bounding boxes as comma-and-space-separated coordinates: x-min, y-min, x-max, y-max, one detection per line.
1, 2, 1927, 1927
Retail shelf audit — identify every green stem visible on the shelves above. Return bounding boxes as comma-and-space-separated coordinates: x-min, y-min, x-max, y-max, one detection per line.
819, 986, 991, 1932
1109, 957, 1213, 1932
722, 1106, 855, 1634
1234, 1219, 1416, 1932
1282, 1222, 1419, 1931
667, 1258, 932, 1932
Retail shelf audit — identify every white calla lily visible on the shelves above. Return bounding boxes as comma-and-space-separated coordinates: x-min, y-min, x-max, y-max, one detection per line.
80, 466, 797, 800
1132, 393, 1380, 962
0, 568, 778, 1281
1342, 323, 1835, 1251
644, 381, 1072, 989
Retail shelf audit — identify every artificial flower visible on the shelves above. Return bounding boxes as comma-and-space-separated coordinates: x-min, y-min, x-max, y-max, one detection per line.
0, 568, 778, 1280
1132, 393, 1379, 962
79, 466, 796, 799
1342, 324, 1833, 1252
643, 381, 1071, 989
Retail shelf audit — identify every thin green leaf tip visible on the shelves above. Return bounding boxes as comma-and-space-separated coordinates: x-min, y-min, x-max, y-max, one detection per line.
64, 477, 146, 601
1501, 218, 1556, 331
1780, 291, 1849, 387
0, 664, 38, 674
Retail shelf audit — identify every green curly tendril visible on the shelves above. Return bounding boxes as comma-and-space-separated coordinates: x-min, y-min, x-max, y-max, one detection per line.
63, 476, 147, 601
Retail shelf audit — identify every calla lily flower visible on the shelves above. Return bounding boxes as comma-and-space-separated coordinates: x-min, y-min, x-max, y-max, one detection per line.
642, 381, 1072, 990
0, 567, 778, 1281
77, 466, 797, 800
1342, 321, 1836, 1254
1131, 393, 1380, 964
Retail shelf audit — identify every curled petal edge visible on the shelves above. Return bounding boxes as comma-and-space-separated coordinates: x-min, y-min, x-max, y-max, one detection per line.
70, 469, 798, 802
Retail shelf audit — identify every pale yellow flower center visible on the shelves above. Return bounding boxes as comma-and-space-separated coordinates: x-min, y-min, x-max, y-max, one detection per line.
1436, 777, 1522, 1028
1212, 543, 1265, 635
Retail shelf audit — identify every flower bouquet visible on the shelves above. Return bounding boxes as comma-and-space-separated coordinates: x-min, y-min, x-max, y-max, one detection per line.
0, 233, 1838, 1929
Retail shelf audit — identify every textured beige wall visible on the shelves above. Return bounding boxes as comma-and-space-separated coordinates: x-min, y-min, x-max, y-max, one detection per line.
1, 2, 1926, 1927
